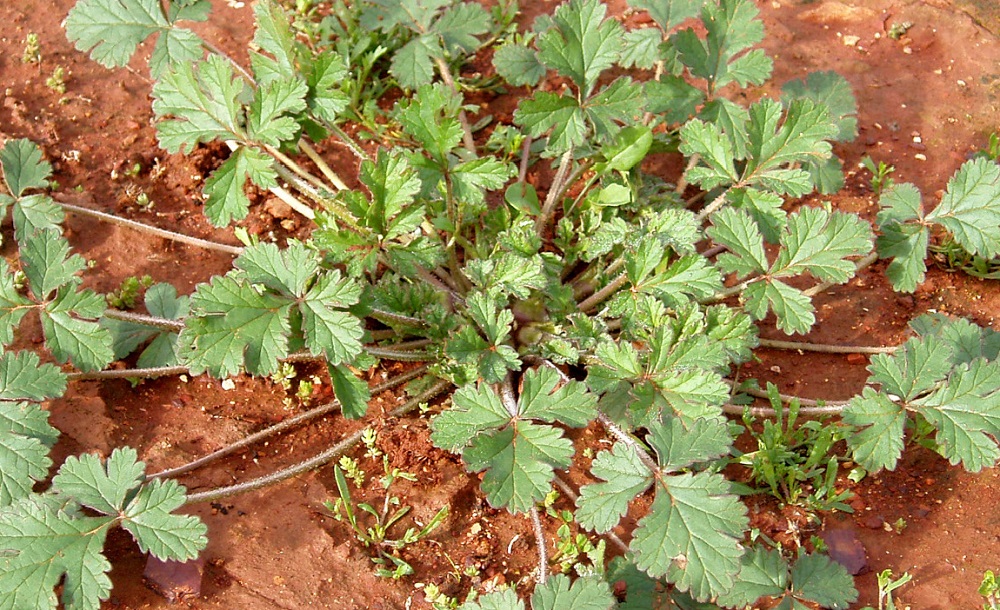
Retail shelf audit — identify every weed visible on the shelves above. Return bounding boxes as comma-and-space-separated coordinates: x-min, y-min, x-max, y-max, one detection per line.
861, 155, 896, 195
21, 33, 40, 64
983, 570, 999, 610
860, 569, 912, 610
326, 456, 448, 579
106, 275, 154, 309
45, 65, 67, 93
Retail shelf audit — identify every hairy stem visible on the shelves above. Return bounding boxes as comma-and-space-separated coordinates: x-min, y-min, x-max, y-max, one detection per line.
536, 148, 574, 234
68, 365, 189, 382
183, 379, 452, 504
577, 271, 628, 313
518, 136, 533, 183
102, 309, 185, 332
723, 380, 850, 416
694, 187, 732, 224
758, 338, 897, 354
300, 141, 349, 191
149, 366, 429, 480
596, 413, 660, 474
530, 507, 548, 585
552, 475, 629, 554
57, 200, 243, 255
327, 122, 371, 162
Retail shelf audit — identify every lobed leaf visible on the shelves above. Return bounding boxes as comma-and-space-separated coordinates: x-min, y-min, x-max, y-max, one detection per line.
202, 146, 277, 227
530, 574, 615, 610
843, 387, 907, 472
122, 478, 207, 561
537, 0, 623, 95
926, 158, 1000, 258
51, 449, 145, 515
575, 442, 651, 533
0, 139, 52, 197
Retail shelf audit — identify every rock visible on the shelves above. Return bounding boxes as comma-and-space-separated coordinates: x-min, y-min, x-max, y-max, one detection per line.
861, 514, 885, 529
144, 556, 205, 602
820, 528, 868, 575
846, 353, 867, 365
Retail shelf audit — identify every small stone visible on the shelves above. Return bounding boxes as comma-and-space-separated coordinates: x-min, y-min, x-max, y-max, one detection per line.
144, 556, 204, 602
846, 353, 867, 365
914, 153, 927, 161
820, 528, 868, 575
842, 35, 861, 46
221, 378, 236, 391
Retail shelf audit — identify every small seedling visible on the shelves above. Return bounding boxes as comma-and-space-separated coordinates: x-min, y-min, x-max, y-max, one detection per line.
22, 32, 40, 63
982, 570, 999, 610
861, 155, 896, 195
106, 275, 153, 309
326, 460, 448, 579
887, 21, 914, 40
45, 65, 68, 93
892, 517, 907, 534
873, 569, 912, 610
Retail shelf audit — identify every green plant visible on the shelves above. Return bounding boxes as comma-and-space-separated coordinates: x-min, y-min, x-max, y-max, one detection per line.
22, 32, 40, 64
0, 0, 997, 606
983, 570, 999, 610
45, 65, 68, 94
106, 274, 154, 309
860, 569, 912, 610
738, 385, 853, 514
861, 155, 896, 196
326, 456, 449, 579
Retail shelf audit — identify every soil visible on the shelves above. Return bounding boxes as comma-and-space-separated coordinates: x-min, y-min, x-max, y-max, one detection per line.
1, 0, 999, 608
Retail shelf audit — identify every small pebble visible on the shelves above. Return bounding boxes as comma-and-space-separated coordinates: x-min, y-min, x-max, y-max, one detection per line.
862, 514, 884, 529
846, 353, 867, 365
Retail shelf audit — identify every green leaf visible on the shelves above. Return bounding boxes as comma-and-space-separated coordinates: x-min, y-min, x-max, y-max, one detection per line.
926, 158, 1000, 258
601, 126, 653, 172
518, 367, 597, 427
51, 448, 145, 515
771, 206, 873, 283
646, 415, 732, 471
698, 97, 749, 158
0, 139, 52, 197
0, 424, 51, 508
21, 229, 87, 301
576, 442, 651, 533
645, 75, 706, 125
679, 119, 738, 191
631, 471, 748, 601
465, 253, 546, 300
585, 78, 646, 141
843, 387, 907, 472
789, 552, 857, 609
743, 98, 837, 195
152, 54, 246, 154
397, 84, 465, 162
203, 146, 277, 227
459, 588, 524, 610
65, 0, 168, 69
629, 0, 706, 31
743, 279, 815, 335
727, 187, 785, 243
300, 271, 364, 364
868, 335, 953, 401
306, 51, 350, 122
910, 313, 1000, 365
431, 383, 511, 452
42, 289, 114, 373
357, 149, 422, 237
913, 358, 1000, 471
13, 195, 65, 244
0, 401, 58, 449
876, 184, 929, 292
236, 241, 318, 298
0, 261, 31, 347
0, 497, 114, 610
391, 36, 438, 90
537, 0, 623, 95
149, 26, 204, 79
640, 255, 723, 305
122, 478, 207, 560
514, 92, 586, 153
493, 42, 546, 87
328, 364, 372, 420
252, 0, 297, 78
707, 207, 767, 277
246, 77, 308, 146
0, 351, 66, 403
436, 2, 491, 53
531, 574, 616, 610
620, 28, 663, 69
179, 275, 292, 377
781, 70, 858, 142
671, 0, 764, 89
451, 157, 516, 206
465, 421, 574, 513
716, 546, 787, 607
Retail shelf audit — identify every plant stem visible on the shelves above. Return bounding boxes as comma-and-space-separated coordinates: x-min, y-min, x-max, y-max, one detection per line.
183, 379, 452, 504
577, 271, 628, 313
149, 366, 429, 480
266, 143, 334, 194
530, 506, 548, 585
757, 338, 897, 354
68, 365, 189, 381
536, 148, 574, 234
369, 307, 427, 328
518, 136, 533, 183
596, 413, 660, 474
57, 200, 244, 255
300, 141, 349, 191
365, 346, 432, 361
723, 380, 849, 416
102, 308, 185, 332
694, 188, 732, 224
327, 122, 371, 162
434, 56, 477, 155
675, 153, 700, 195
